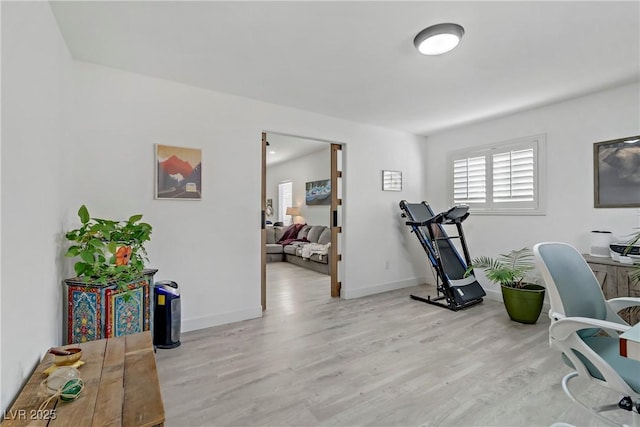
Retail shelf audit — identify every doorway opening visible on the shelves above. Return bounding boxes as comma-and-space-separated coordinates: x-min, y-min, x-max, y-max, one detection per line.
261, 132, 343, 310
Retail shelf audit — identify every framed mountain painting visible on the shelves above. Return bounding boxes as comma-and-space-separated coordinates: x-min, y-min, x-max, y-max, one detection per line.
155, 144, 202, 200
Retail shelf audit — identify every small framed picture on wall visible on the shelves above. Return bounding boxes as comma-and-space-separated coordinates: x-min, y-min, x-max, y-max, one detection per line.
305, 179, 331, 205
155, 144, 202, 200
382, 170, 402, 191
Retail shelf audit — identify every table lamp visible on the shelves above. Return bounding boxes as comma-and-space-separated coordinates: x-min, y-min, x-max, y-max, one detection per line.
285, 207, 301, 225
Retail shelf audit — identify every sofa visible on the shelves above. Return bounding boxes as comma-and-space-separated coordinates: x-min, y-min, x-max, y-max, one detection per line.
265, 223, 331, 274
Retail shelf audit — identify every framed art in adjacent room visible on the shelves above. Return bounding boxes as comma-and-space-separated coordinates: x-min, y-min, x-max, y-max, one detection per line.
266, 198, 274, 218
305, 179, 331, 205
382, 170, 402, 191
155, 144, 202, 200
593, 135, 640, 208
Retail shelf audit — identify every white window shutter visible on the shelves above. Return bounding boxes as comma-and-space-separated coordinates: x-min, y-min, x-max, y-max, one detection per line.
278, 181, 293, 225
493, 148, 534, 202
454, 156, 486, 203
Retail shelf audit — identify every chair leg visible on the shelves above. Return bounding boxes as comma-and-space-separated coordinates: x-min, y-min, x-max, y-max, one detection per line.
562, 372, 638, 427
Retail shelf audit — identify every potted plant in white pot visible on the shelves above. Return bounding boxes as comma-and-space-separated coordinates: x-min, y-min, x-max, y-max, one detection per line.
467, 247, 545, 324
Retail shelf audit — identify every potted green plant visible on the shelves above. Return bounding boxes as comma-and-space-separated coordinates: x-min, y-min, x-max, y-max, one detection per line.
64, 205, 153, 289
467, 247, 545, 324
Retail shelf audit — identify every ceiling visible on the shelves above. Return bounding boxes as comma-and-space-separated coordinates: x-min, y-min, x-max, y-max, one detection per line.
50, 1, 639, 137
265, 133, 328, 166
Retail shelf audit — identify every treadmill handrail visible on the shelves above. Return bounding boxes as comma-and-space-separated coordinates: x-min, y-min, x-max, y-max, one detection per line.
405, 212, 443, 227
405, 220, 432, 227
442, 205, 470, 224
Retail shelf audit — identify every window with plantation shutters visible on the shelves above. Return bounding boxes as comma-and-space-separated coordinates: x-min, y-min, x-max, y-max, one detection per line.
448, 134, 546, 215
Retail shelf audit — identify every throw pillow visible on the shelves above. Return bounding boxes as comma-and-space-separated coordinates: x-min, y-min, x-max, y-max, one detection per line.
307, 226, 326, 243
318, 228, 331, 245
297, 225, 311, 240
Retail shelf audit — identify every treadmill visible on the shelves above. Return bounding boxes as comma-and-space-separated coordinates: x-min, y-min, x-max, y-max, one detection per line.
399, 200, 485, 311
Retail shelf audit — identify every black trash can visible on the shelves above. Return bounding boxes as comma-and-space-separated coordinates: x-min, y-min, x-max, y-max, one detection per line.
153, 281, 181, 348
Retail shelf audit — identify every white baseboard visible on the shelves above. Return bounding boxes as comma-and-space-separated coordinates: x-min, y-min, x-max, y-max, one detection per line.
484, 288, 503, 302
181, 306, 263, 333
342, 277, 428, 299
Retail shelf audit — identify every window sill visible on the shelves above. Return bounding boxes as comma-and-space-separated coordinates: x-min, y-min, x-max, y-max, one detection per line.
468, 209, 546, 216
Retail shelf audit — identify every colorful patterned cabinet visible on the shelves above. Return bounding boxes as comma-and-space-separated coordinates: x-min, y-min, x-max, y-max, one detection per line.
63, 269, 158, 344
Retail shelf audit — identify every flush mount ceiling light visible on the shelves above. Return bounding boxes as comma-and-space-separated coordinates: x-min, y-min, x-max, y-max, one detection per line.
414, 23, 465, 55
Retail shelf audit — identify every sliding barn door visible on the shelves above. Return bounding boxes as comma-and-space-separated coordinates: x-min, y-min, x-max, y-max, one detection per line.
330, 143, 343, 297
261, 132, 267, 310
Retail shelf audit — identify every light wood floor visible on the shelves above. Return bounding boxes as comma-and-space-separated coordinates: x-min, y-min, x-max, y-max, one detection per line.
155, 262, 629, 426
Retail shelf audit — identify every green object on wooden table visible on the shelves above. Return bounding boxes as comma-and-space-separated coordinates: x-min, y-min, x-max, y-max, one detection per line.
60, 378, 84, 402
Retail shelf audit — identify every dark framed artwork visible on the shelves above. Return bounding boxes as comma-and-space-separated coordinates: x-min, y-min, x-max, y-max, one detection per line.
155, 144, 202, 200
305, 179, 331, 205
593, 135, 640, 208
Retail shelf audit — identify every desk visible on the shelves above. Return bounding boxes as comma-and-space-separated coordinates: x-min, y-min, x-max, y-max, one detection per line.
620, 322, 640, 361
583, 255, 640, 325
3, 331, 164, 426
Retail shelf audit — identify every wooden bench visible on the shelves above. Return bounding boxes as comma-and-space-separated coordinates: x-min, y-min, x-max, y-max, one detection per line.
3, 331, 164, 426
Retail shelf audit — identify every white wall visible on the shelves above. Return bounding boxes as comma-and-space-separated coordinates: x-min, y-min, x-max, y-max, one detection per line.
267, 146, 331, 227
1, 2, 72, 412
424, 82, 640, 297
68, 59, 429, 306
341, 134, 433, 297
